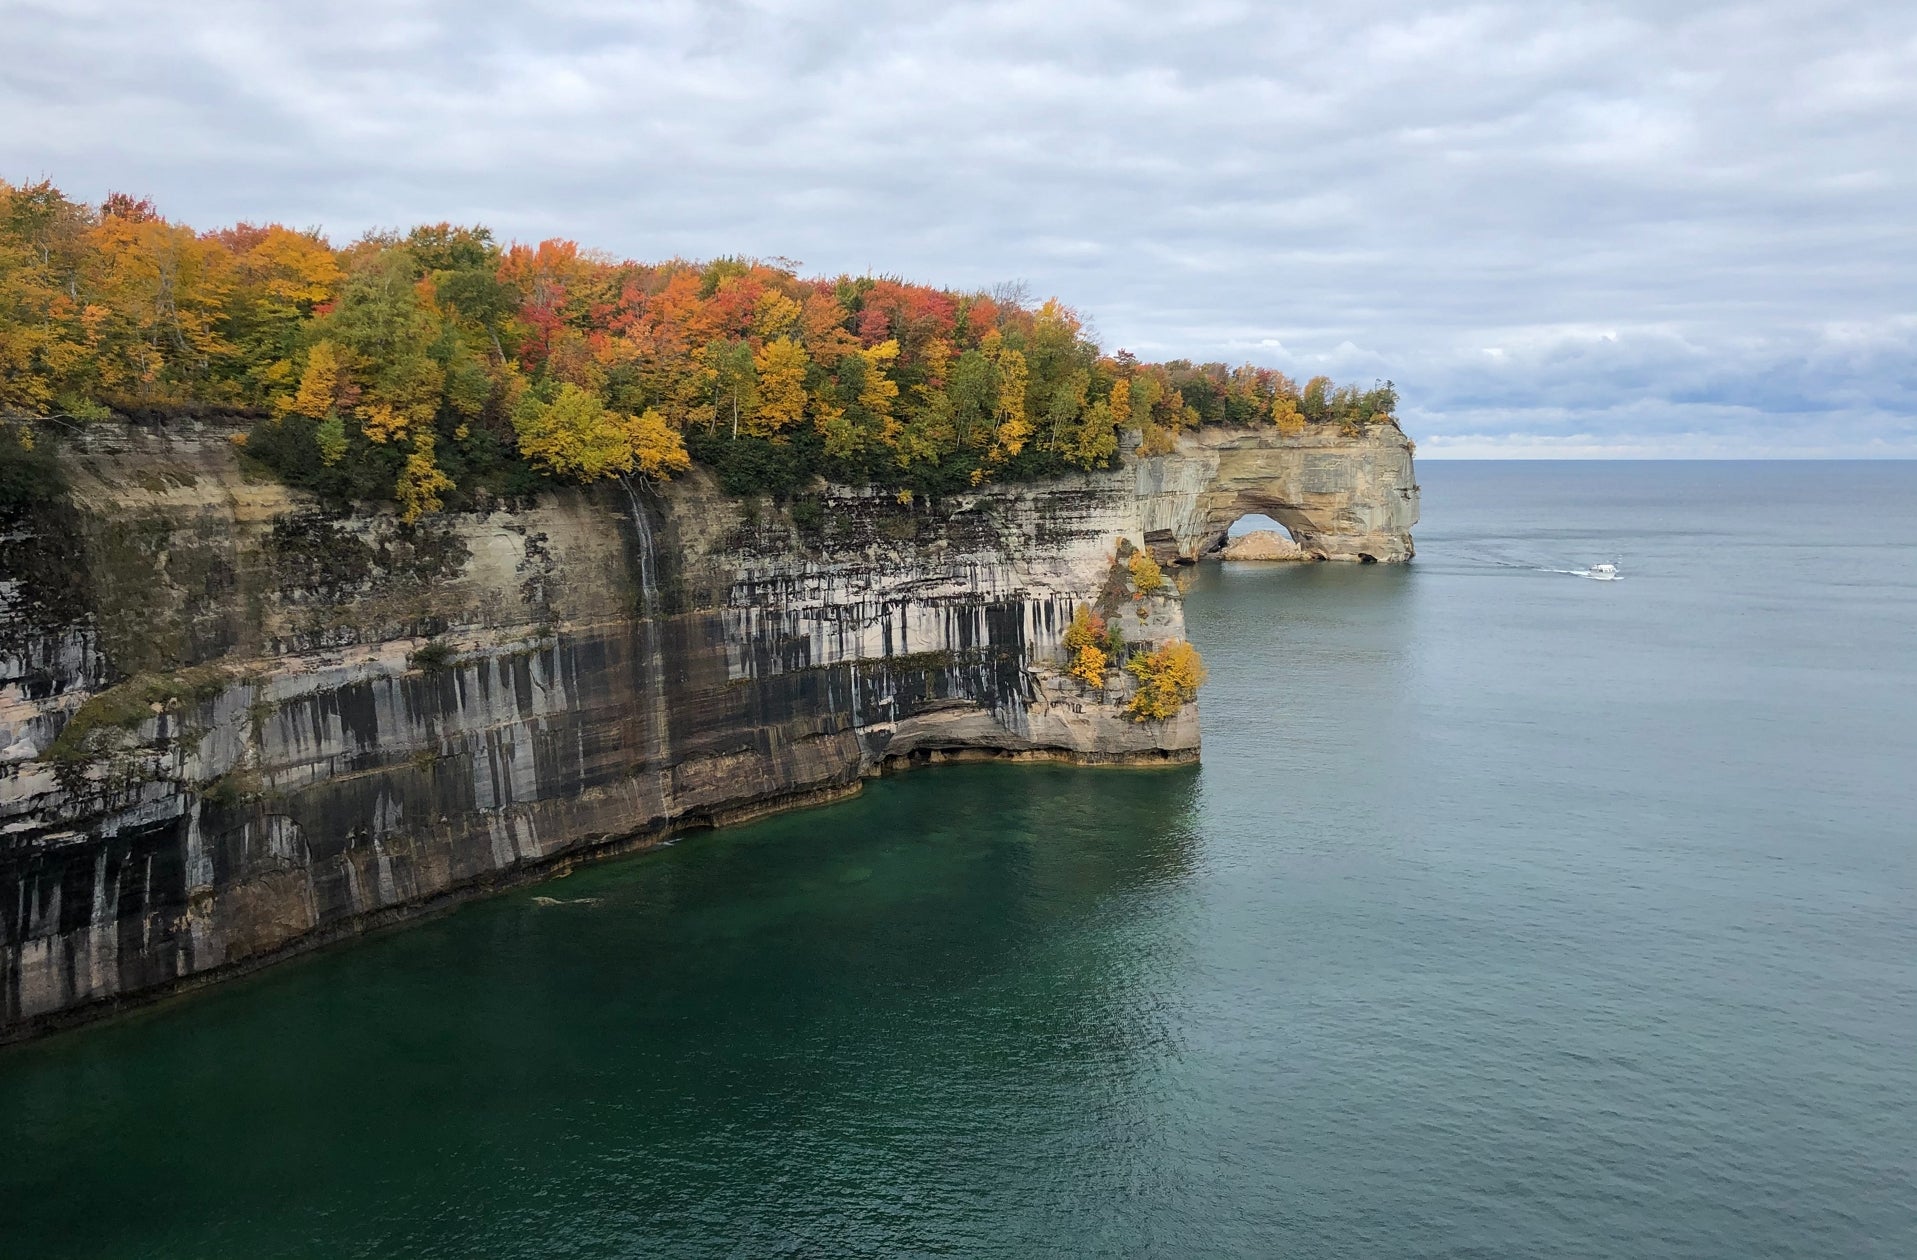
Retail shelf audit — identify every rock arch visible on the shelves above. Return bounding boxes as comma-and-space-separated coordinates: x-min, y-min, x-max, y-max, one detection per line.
1133, 424, 1420, 563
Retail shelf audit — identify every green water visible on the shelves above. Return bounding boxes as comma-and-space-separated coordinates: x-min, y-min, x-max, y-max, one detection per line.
3, 462, 1914, 1257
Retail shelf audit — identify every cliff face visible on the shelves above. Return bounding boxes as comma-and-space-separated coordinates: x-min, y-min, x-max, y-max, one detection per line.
0, 420, 1415, 1040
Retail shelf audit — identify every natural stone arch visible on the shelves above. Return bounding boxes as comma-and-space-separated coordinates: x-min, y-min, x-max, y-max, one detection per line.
1133, 424, 1419, 564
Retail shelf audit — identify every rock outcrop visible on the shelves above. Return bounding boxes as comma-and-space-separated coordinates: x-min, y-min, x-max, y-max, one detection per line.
0, 418, 1415, 1041
1219, 530, 1306, 562
1137, 424, 1419, 562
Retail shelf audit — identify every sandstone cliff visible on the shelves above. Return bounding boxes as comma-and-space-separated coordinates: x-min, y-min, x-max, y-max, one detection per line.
0, 419, 1416, 1040
1138, 424, 1419, 562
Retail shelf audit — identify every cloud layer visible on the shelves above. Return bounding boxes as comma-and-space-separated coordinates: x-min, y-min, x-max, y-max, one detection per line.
6, 0, 1913, 454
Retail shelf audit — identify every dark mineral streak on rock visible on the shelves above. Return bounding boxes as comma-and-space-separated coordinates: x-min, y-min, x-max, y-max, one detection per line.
0, 417, 1415, 1041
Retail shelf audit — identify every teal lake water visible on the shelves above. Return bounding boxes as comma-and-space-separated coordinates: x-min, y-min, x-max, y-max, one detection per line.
4, 461, 1915, 1257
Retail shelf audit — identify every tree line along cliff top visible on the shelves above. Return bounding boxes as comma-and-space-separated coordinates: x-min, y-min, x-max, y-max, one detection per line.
1, 180, 1401, 519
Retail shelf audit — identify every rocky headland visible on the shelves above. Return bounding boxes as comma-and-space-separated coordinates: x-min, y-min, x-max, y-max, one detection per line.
0, 419, 1416, 1041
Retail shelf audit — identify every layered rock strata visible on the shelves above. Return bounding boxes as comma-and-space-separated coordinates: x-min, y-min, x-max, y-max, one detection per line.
1138, 424, 1419, 562
0, 419, 1415, 1040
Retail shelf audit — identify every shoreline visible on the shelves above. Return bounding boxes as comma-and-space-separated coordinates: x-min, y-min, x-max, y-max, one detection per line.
1, 744, 1197, 1050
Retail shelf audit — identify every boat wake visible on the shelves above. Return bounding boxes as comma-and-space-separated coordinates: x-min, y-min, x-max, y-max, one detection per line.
1539, 565, 1623, 581
1450, 548, 1624, 580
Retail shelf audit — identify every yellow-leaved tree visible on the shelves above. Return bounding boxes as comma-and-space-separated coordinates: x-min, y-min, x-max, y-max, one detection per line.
628, 404, 692, 479
751, 290, 802, 341
358, 402, 411, 445
750, 336, 808, 438
1128, 551, 1166, 595
1062, 605, 1109, 688
396, 431, 453, 524
513, 382, 688, 482
286, 339, 348, 418
1272, 393, 1304, 435
982, 330, 1030, 468
1125, 640, 1206, 722
858, 338, 901, 424
1066, 378, 1124, 469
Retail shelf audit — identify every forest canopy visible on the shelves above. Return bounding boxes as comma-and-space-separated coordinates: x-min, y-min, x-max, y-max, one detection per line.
1, 180, 1400, 518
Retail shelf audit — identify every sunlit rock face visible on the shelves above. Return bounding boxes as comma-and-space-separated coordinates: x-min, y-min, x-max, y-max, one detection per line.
0, 418, 1414, 1039
1139, 424, 1420, 563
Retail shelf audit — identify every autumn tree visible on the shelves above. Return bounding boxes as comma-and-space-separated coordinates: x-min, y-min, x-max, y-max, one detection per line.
396, 431, 453, 523
216, 224, 340, 402
978, 330, 1031, 475
85, 197, 235, 403
1062, 605, 1110, 688
513, 383, 689, 483
750, 336, 808, 438
0, 180, 1401, 508
286, 340, 350, 419
0, 180, 94, 413
1301, 375, 1333, 424
1125, 640, 1206, 722
1128, 551, 1166, 595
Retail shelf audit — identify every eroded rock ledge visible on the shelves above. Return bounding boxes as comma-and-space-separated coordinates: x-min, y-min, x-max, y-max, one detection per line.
0, 419, 1414, 1041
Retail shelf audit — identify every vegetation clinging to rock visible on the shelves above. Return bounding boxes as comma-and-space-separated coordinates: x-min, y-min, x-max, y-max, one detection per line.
1125, 641, 1207, 723
1128, 551, 1166, 595
42, 665, 233, 765
1063, 605, 1113, 688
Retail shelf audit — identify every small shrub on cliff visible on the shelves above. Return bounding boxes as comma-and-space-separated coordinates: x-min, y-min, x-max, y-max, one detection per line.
1062, 605, 1109, 688
789, 494, 825, 537
408, 640, 458, 673
1128, 551, 1166, 595
199, 769, 265, 808
1069, 644, 1108, 688
42, 665, 233, 765
1124, 640, 1206, 722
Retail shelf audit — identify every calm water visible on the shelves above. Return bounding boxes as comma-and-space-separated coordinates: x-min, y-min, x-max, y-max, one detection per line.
4, 461, 1915, 1258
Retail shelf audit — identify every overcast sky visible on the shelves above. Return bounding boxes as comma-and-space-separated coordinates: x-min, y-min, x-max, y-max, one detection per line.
6, 0, 1913, 455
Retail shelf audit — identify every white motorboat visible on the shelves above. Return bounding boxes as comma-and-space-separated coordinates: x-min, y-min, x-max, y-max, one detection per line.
1583, 562, 1621, 581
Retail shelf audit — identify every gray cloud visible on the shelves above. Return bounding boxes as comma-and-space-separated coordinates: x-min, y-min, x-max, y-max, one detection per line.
5, 0, 1913, 454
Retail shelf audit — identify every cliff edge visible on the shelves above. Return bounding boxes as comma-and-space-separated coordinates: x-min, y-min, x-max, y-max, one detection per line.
0, 420, 1416, 1040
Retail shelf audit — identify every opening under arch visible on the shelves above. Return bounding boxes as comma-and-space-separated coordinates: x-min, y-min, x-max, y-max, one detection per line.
1202, 511, 1311, 562
1228, 513, 1293, 542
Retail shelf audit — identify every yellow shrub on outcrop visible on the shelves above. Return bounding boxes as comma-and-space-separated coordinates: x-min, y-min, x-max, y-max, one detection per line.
1128, 551, 1165, 595
1125, 640, 1206, 722
1062, 605, 1109, 687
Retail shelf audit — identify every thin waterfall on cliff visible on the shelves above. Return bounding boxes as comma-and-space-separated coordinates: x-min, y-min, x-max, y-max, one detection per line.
617, 476, 672, 789
617, 475, 661, 619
